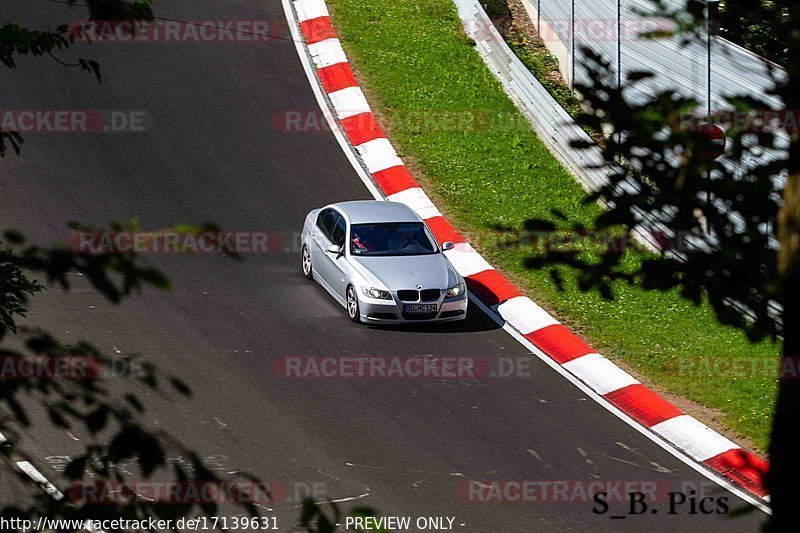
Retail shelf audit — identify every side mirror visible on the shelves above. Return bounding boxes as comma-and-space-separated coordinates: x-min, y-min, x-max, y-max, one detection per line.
326, 244, 343, 255
442, 241, 455, 251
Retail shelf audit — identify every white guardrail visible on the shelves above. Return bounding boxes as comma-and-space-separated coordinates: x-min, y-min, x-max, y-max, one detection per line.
454, 0, 783, 325
456, 0, 664, 249
521, 0, 789, 194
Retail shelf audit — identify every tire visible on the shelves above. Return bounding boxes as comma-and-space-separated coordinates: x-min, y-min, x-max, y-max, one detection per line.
346, 284, 361, 323
301, 244, 313, 280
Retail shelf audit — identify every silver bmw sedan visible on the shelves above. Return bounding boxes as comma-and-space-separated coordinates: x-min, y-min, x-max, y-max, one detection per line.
300, 200, 468, 324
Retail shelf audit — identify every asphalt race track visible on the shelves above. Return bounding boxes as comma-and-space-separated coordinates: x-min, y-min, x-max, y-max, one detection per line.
0, 0, 768, 531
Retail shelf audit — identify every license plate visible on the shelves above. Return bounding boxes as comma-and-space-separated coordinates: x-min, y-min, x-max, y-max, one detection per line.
404, 304, 438, 314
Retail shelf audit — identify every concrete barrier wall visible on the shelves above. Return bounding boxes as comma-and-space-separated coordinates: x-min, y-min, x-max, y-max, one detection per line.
519, 0, 785, 113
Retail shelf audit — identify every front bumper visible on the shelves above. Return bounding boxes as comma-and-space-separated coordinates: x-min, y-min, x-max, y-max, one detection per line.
358, 290, 468, 324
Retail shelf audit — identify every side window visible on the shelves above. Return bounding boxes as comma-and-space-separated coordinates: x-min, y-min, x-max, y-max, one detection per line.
330, 212, 347, 246
316, 209, 334, 240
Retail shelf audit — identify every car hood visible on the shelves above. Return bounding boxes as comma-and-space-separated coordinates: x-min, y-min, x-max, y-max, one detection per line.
351, 253, 459, 290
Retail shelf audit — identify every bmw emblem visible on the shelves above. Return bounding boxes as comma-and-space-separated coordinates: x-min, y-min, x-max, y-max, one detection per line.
416, 284, 423, 290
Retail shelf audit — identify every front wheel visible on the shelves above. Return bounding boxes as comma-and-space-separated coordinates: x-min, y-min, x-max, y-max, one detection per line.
301, 244, 313, 280
346, 285, 361, 323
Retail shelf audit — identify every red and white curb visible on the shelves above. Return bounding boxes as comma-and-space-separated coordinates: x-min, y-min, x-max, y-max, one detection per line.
284, 0, 769, 506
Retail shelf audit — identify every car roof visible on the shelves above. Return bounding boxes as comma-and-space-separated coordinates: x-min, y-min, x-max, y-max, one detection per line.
329, 200, 421, 224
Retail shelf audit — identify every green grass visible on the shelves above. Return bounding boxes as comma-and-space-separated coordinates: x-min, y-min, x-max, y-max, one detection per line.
327, 0, 780, 451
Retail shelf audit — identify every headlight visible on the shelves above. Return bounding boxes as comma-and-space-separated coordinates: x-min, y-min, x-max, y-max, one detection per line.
362, 287, 392, 300
445, 282, 466, 298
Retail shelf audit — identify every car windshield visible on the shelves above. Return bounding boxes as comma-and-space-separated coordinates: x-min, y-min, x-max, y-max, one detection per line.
350, 222, 438, 256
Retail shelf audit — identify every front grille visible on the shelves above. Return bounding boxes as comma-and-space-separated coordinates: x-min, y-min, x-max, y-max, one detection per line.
398, 289, 441, 302
401, 311, 439, 320
420, 289, 441, 301
397, 290, 419, 302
